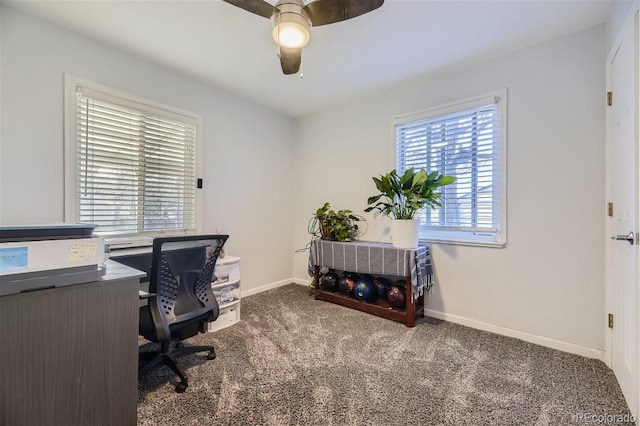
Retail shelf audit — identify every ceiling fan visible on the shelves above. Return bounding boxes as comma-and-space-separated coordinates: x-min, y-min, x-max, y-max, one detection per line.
222, 0, 384, 75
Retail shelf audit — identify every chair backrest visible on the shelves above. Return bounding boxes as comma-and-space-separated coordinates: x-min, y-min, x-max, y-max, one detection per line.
148, 234, 228, 341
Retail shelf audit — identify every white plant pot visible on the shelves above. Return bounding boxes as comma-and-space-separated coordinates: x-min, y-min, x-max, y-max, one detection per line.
391, 219, 419, 249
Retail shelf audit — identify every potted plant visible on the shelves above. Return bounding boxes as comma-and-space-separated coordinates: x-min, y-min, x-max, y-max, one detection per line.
311, 202, 362, 242
365, 168, 456, 248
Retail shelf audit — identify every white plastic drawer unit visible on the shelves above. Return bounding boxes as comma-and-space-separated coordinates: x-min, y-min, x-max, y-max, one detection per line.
205, 305, 240, 332
207, 256, 241, 332
212, 281, 240, 307
213, 256, 240, 285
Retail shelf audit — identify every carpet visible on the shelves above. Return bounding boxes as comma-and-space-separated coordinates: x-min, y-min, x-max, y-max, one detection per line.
137, 284, 634, 425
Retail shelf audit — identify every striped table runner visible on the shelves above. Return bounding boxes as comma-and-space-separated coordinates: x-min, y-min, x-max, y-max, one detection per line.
310, 240, 433, 299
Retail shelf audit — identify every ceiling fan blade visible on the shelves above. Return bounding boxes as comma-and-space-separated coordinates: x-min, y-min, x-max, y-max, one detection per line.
222, 0, 276, 19
279, 46, 302, 75
303, 0, 383, 27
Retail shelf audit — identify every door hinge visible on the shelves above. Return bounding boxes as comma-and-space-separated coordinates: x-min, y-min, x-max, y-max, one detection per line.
608, 313, 614, 328
608, 202, 613, 217
607, 91, 613, 106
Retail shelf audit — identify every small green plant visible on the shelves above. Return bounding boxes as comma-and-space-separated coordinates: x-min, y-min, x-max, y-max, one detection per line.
365, 168, 456, 219
312, 202, 362, 242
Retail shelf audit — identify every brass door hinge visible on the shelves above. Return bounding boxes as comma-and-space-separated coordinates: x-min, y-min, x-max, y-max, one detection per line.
608, 202, 613, 217
607, 91, 613, 106
608, 313, 614, 328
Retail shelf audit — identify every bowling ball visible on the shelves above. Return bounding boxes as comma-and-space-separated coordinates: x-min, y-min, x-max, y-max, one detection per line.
353, 277, 376, 302
387, 284, 406, 309
338, 274, 357, 296
373, 277, 391, 300
320, 272, 339, 292
341, 271, 359, 280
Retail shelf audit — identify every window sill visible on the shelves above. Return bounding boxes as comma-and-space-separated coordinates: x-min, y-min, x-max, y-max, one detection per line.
420, 237, 506, 249
104, 230, 199, 251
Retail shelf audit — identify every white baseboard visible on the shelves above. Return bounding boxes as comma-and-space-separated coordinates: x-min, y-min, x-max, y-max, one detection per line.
425, 309, 605, 361
293, 278, 313, 287
242, 278, 299, 297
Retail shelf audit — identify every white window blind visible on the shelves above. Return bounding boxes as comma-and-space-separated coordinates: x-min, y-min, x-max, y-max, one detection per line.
395, 90, 506, 246
73, 85, 198, 236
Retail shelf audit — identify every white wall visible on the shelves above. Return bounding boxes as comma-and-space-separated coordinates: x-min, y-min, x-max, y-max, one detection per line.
0, 5, 610, 354
606, 0, 638, 54
0, 6, 295, 293
293, 26, 606, 352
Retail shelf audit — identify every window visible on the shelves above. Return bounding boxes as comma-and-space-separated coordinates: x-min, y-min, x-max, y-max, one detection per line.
394, 89, 507, 247
64, 75, 202, 236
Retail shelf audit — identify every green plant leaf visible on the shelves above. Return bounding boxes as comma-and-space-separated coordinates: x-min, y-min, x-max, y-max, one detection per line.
437, 175, 457, 185
367, 194, 383, 204
365, 168, 457, 220
313, 202, 363, 242
400, 169, 414, 190
413, 169, 427, 188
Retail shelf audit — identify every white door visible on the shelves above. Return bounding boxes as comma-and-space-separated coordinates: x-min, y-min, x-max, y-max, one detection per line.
608, 11, 639, 418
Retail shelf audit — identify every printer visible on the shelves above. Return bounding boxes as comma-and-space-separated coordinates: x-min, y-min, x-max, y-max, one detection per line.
0, 224, 105, 296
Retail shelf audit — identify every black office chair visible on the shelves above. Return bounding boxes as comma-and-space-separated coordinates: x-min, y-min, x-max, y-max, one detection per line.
138, 234, 228, 393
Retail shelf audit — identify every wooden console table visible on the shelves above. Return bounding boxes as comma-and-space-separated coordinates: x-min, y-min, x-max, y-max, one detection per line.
310, 240, 433, 327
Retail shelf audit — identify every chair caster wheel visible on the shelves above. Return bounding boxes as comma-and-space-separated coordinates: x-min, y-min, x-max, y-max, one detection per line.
207, 349, 216, 360
175, 382, 188, 393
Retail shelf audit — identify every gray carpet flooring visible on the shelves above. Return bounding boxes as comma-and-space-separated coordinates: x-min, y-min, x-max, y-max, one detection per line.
137, 284, 634, 425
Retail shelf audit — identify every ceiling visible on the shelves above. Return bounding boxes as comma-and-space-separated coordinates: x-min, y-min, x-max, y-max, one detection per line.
4, 0, 616, 118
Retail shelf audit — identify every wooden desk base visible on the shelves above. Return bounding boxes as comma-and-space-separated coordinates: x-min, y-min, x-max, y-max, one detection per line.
0, 276, 139, 426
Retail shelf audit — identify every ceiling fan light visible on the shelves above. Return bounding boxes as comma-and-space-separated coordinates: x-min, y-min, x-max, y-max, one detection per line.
272, 9, 310, 48
273, 21, 309, 48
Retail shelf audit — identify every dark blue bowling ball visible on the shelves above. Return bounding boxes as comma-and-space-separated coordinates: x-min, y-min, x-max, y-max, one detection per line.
354, 277, 376, 302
